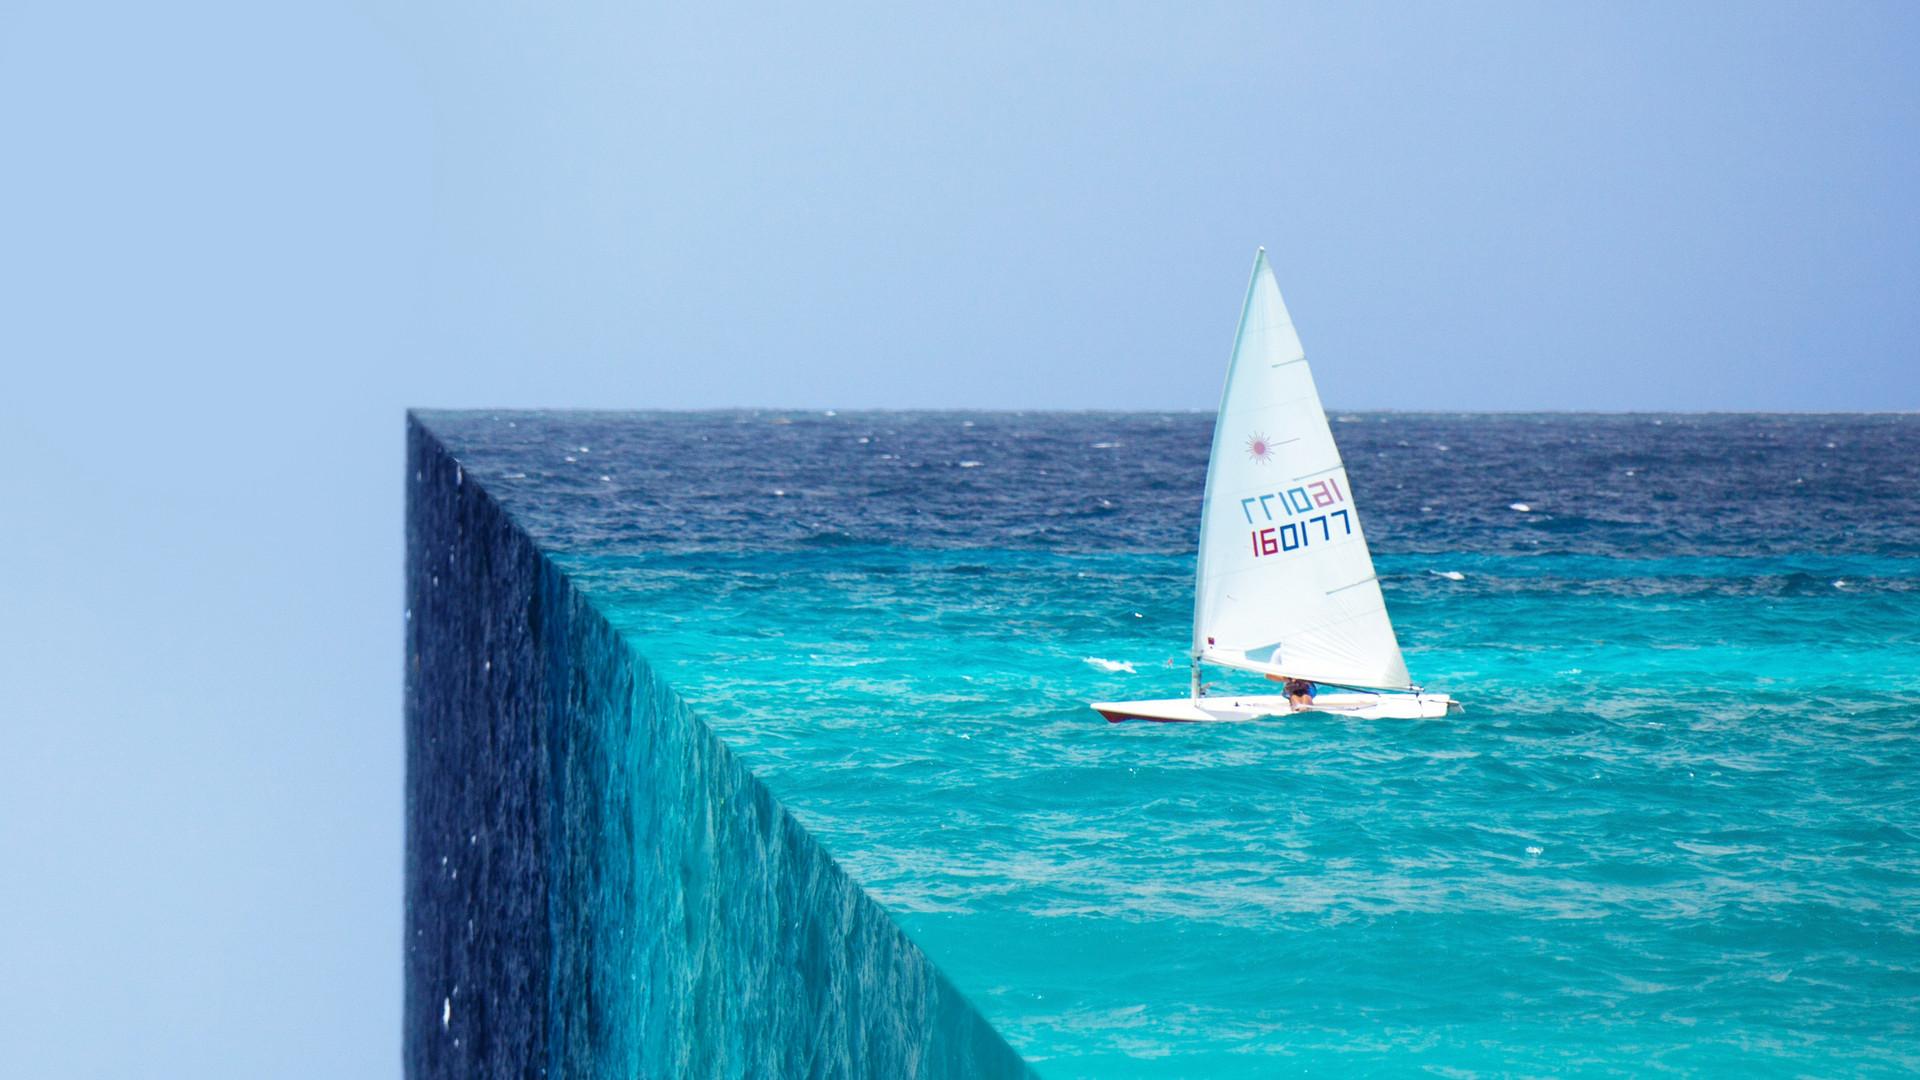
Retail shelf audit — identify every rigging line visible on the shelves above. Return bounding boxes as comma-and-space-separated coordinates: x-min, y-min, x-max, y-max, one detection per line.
1325, 575, 1379, 596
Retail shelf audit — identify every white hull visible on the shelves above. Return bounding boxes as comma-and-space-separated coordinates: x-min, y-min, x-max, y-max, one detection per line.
1092, 691, 1458, 723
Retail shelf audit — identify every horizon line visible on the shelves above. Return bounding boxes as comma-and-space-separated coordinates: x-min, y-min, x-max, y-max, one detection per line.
408, 406, 1920, 417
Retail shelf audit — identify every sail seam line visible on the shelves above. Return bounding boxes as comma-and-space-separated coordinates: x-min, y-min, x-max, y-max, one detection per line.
1325, 575, 1379, 596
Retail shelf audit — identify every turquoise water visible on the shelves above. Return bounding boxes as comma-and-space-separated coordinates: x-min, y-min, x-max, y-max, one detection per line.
434, 412, 1920, 1074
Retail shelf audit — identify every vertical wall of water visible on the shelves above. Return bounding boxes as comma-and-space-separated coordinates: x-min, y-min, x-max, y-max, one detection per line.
404, 417, 1030, 1078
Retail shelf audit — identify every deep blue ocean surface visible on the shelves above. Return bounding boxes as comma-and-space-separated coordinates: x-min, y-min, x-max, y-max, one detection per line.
426, 411, 1920, 1075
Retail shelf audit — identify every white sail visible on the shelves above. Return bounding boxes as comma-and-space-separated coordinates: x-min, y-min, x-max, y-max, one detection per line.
1190, 250, 1412, 691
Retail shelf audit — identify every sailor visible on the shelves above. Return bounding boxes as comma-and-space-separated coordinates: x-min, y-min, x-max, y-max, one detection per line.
1283, 677, 1316, 710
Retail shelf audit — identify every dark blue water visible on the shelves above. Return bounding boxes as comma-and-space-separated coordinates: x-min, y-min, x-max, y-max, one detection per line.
423, 411, 1920, 1075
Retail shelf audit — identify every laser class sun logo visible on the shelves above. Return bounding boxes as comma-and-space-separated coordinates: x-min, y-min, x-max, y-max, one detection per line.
1246, 432, 1274, 464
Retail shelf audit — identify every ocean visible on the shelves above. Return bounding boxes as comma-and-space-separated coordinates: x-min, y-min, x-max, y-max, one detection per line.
417, 411, 1920, 1076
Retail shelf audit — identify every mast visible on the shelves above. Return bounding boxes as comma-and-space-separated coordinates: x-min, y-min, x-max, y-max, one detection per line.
1190, 249, 1269, 665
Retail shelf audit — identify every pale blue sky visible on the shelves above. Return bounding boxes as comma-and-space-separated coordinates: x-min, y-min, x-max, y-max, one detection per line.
1, 2, 1915, 1075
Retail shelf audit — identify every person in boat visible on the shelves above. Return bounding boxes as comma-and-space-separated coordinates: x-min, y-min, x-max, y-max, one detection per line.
1283, 677, 1316, 710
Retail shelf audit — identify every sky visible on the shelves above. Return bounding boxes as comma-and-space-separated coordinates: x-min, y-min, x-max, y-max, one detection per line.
0, 2, 1915, 1075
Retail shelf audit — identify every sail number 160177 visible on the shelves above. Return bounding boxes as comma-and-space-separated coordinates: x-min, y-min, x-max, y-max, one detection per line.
1243, 477, 1353, 559
1252, 509, 1353, 557
1240, 477, 1346, 524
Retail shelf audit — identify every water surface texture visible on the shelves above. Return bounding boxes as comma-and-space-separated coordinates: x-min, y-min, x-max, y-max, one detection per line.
422, 411, 1920, 1075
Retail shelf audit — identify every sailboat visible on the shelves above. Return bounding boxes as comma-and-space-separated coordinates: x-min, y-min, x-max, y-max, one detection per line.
1093, 250, 1459, 722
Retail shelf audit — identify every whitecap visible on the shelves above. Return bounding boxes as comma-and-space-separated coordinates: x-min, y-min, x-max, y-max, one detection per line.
959, 460, 983, 468
1091, 441, 1121, 449
1085, 657, 1137, 674
1526, 846, 1543, 856
1509, 502, 1532, 513
1429, 570, 1467, 581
